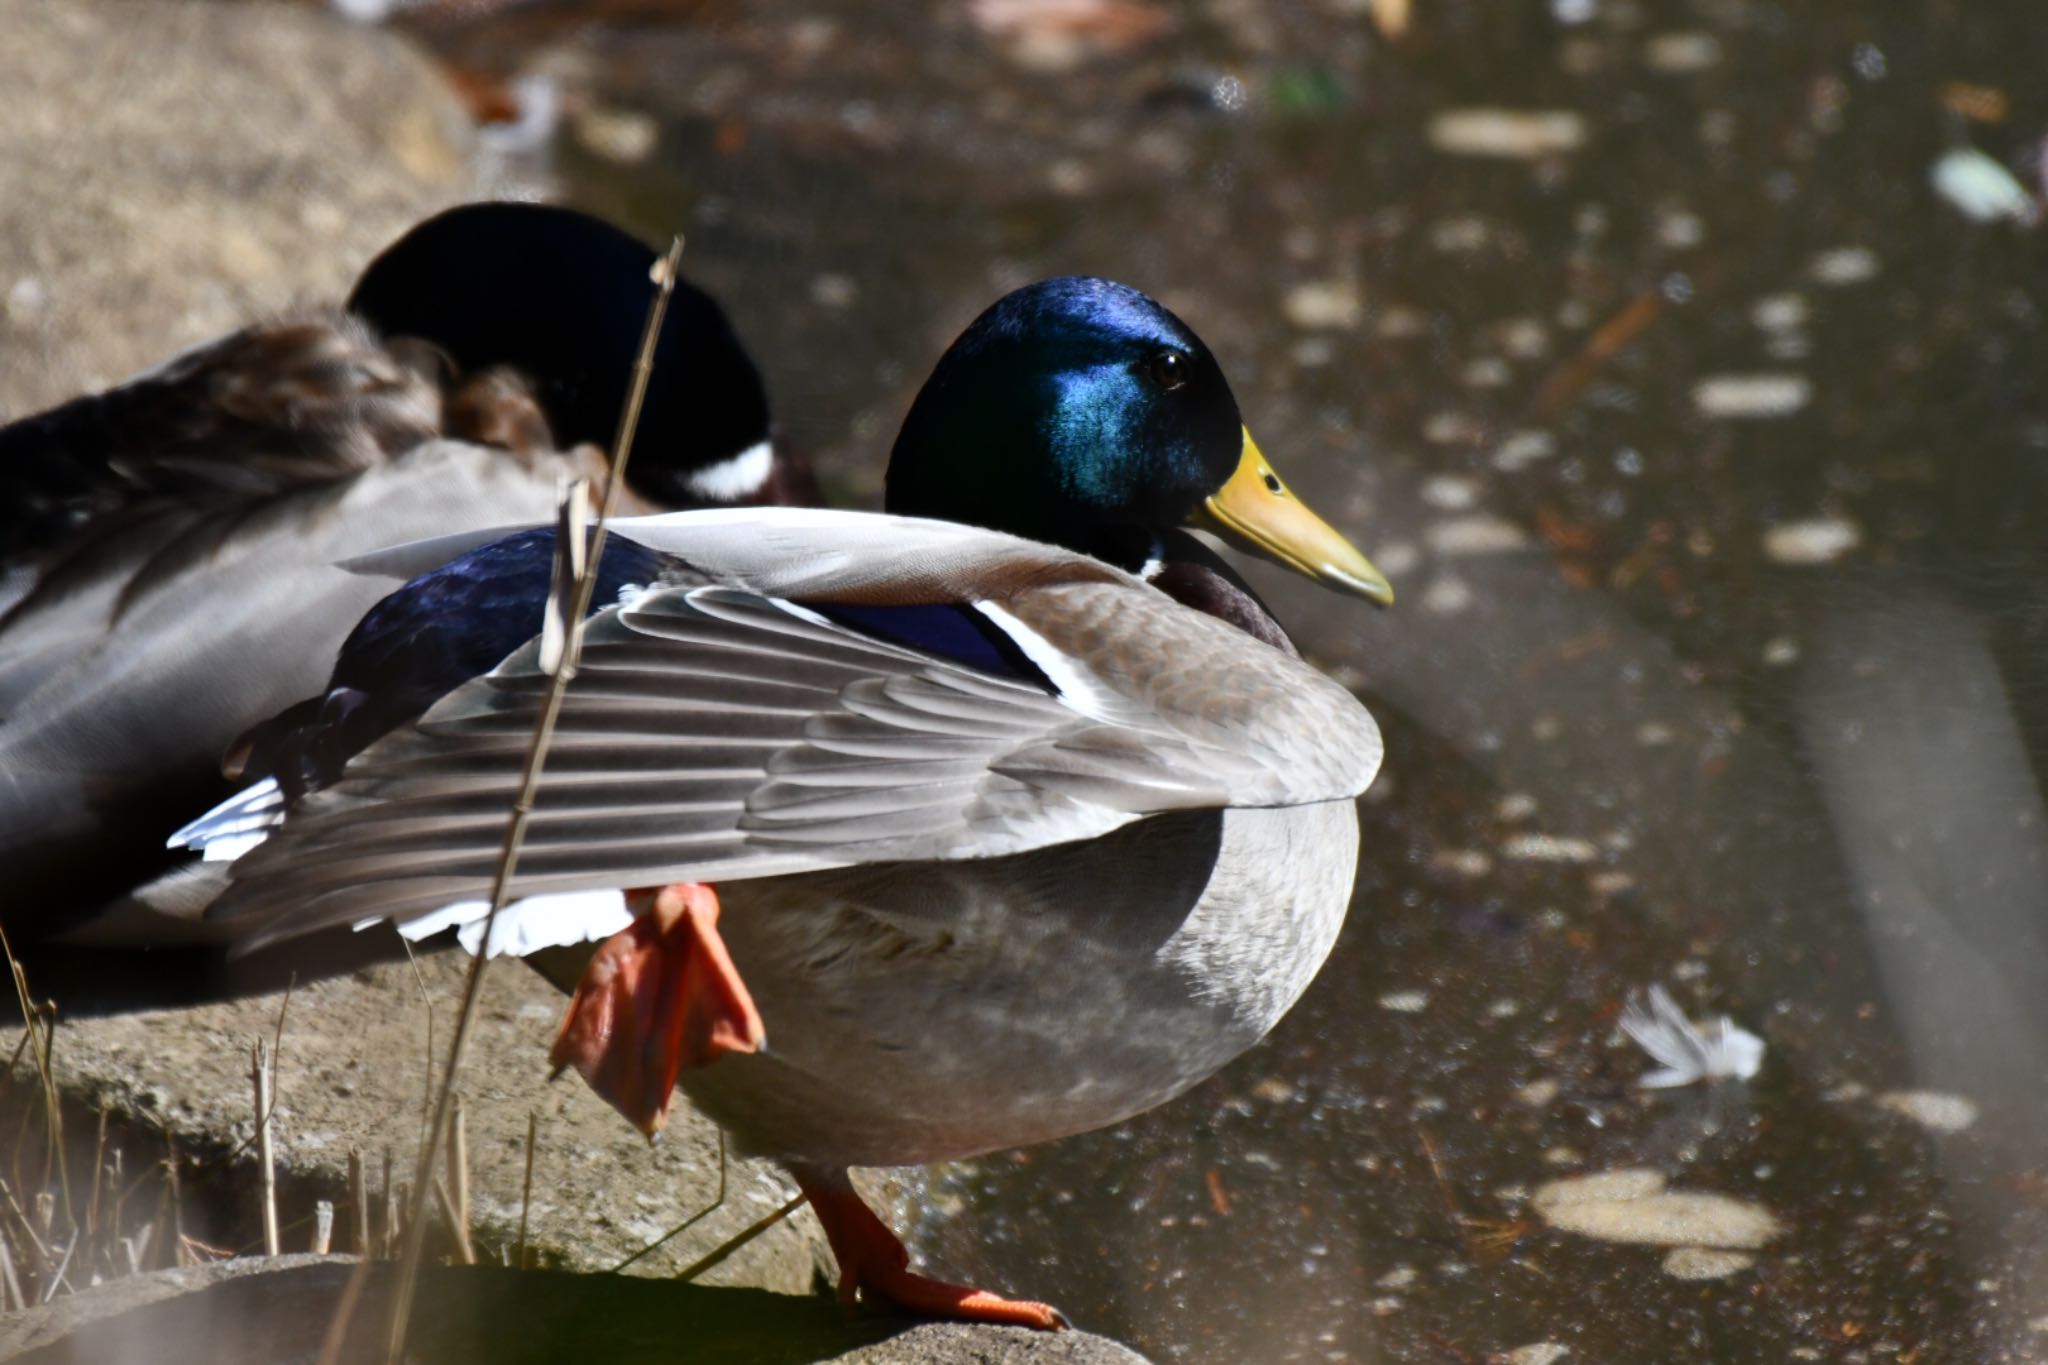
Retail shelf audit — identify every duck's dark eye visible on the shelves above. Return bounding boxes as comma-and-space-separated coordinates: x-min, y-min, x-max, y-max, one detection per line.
1143, 350, 1189, 392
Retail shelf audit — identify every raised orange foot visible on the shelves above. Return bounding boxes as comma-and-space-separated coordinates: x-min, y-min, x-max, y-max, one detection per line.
793, 1165, 1067, 1331
548, 883, 763, 1136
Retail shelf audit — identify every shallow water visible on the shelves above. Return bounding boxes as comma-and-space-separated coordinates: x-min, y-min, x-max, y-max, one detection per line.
427, 1, 2048, 1357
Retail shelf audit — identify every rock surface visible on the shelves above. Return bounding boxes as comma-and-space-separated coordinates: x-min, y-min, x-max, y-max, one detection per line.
0, 0, 473, 420
0, 1254, 1149, 1364
41, 950, 828, 1294
0, 0, 829, 1313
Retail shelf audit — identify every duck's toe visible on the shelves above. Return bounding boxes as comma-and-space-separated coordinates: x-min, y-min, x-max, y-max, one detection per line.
794, 1165, 1068, 1332
548, 882, 764, 1136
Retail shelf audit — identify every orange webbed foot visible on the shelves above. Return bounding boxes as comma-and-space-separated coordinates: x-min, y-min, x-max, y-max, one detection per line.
548, 883, 764, 1136
794, 1166, 1067, 1331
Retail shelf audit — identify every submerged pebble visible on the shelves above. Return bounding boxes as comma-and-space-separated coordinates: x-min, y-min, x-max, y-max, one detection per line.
1930, 147, 2040, 226
1283, 279, 1364, 330
1691, 373, 1812, 419
1662, 1246, 1756, 1280
1763, 517, 1861, 565
1427, 515, 1530, 555
1500, 833, 1600, 863
1428, 108, 1586, 159
1877, 1090, 1980, 1135
1534, 1169, 1783, 1248
1501, 1345, 1570, 1365
1810, 245, 1881, 285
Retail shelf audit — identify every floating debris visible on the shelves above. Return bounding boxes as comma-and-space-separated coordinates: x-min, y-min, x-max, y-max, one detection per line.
1761, 636, 1801, 666
1939, 81, 2010, 125
1691, 373, 1812, 419
1283, 279, 1364, 330
1763, 516, 1861, 565
1501, 1345, 1570, 1365
1461, 356, 1514, 389
1809, 245, 1881, 285
1620, 985, 1765, 1088
1496, 792, 1538, 822
1428, 108, 1586, 159
1662, 1246, 1756, 1280
1427, 515, 1530, 556
1643, 32, 1721, 74
572, 107, 658, 164
1749, 293, 1810, 332
1492, 430, 1557, 472
809, 273, 860, 309
1533, 1169, 1783, 1249
1877, 1090, 1980, 1135
1516, 1078, 1561, 1107
968, 0, 1174, 71
1500, 833, 1600, 864
1420, 576, 1474, 615
1378, 989, 1431, 1013
1654, 208, 1706, 249
1930, 147, 2039, 226
1432, 847, 1493, 877
1420, 476, 1479, 510
1375, 1263, 1419, 1290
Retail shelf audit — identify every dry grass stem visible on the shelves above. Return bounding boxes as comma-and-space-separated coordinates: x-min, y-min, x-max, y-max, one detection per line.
448, 1095, 470, 1262
381, 232, 685, 1365
516, 1111, 536, 1271
432, 1174, 475, 1266
611, 1129, 727, 1274
0, 1225, 22, 1310
252, 1039, 279, 1257
675, 1192, 806, 1284
350, 1147, 370, 1254
1, 925, 70, 1231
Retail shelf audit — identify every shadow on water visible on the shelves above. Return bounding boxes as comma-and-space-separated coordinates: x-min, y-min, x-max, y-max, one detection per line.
398, 0, 2048, 1357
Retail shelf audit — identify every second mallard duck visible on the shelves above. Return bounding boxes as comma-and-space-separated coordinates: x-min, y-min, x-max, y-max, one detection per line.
182, 276, 1392, 1328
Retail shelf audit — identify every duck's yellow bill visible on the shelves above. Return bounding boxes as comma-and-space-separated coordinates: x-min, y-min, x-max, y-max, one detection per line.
1191, 427, 1394, 606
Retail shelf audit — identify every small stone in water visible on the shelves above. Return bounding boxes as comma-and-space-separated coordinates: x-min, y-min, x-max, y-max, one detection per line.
1930, 147, 2040, 226
1663, 1246, 1756, 1280
1692, 373, 1812, 418
1810, 245, 1880, 285
1421, 576, 1474, 615
1497, 792, 1538, 821
809, 273, 860, 309
1877, 1090, 1979, 1134
1643, 32, 1721, 73
573, 107, 658, 164
1501, 1345, 1570, 1365
1762, 636, 1801, 666
1420, 475, 1479, 510
1428, 109, 1586, 159
1493, 430, 1556, 471
1533, 1169, 1784, 1248
1283, 280, 1364, 330
1763, 517, 1861, 565
1750, 293, 1810, 332
1428, 515, 1529, 555
1500, 833, 1599, 863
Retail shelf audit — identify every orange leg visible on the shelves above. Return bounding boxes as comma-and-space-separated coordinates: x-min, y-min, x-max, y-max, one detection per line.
792, 1165, 1067, 1331
548, 883, 764, 1137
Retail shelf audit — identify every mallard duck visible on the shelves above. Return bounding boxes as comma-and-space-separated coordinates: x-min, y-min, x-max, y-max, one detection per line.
0, 202, 810, 944
180, 276, 1392, 1328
